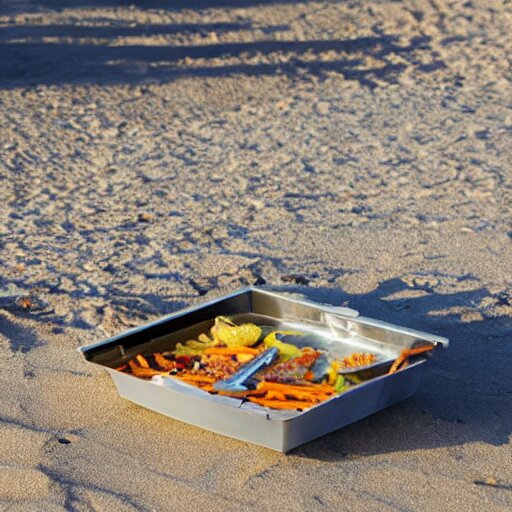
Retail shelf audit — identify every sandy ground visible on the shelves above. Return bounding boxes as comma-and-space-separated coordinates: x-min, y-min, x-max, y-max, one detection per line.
0, 0, 511, 510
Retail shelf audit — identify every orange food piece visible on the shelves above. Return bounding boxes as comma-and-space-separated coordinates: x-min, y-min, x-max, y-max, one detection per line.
135, 355, 150, 368
246, 381, 335, 408
247, 397, 315, 410
254, 389, 329, 403
388, 345, 434, 375
128, 360, 166, 379
153, 353, 176, 371
264, 390, 287, 401
174, 374, 216, 384
258, 381, 335, 395
399, 360, 409, 371
216, 389, 250, 398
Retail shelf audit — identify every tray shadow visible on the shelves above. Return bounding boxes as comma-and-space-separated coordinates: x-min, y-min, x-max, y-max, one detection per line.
265, 280, 511, 458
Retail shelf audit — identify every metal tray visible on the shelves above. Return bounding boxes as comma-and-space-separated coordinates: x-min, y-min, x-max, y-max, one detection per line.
79, 287, 449, 452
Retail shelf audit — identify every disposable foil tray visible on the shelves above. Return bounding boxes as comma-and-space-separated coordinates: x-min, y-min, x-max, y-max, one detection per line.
79, 287, 448, 452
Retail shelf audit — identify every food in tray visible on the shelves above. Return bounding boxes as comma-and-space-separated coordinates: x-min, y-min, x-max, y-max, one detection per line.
116, 316, 431, 411
387, 345, 434, 374
332, 352, 377, 371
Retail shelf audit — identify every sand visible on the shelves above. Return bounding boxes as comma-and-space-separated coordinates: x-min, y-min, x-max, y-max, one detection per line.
0, 0, 511, 510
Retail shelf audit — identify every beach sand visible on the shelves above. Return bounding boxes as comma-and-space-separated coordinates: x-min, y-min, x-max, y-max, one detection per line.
0, 0, 511, 510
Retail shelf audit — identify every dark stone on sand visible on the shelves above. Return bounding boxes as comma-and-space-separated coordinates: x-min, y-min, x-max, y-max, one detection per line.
137, 212, 154, 223
280, 274, 309, 285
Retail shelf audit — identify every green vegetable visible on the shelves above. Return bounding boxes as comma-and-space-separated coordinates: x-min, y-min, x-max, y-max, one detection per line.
212, 316, 262, 347
174, 335, 217, 356
174, 316, 262, 355
264, 331, 302, 360
334, 375, 346, 393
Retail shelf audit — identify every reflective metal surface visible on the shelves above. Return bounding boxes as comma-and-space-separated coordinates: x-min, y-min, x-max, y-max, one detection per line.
79, 287, 448, 452
213, 347, 279, 392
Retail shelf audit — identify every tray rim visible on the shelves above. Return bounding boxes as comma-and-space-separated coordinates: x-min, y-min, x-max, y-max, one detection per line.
78, 286, 449, 357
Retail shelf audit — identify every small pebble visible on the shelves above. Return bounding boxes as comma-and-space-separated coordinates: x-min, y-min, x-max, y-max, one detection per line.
137, 213, 154, 223
315, 102, 330, 115
280, 274, 309, 285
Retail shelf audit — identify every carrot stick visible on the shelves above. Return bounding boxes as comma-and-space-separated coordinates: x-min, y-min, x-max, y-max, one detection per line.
135, 355, 150, 368
258, 381, 335, 394
247, 397, 315, 410
153, 353, 176, 371
398, 360, 409, 371
264, 390, 287, 401
250, 388, 329, 402
388, 354, 406, 375
115, 364, 128, 372
284, 392, 329, 402
401, 345, 435, 357
216, 389, 251, 398
388, 345, 434, 375
174, 374, 216, 384
128, 360, 166, 378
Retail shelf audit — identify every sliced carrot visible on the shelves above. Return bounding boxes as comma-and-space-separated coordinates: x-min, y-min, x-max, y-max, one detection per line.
128, 360, 166, 379
401, 345, 435, 357
285, 392, 328, 402
398, 360, 409, 371
258, 381, 335, 395
216, 389, 250, 398
174, 374, 216, 384
135, 355, 150, 368
115, 364, 128, 372
388, 354, 406, 375
264, 390, 287, 401
153, 353, 176, 371
388, 345, 434, 375
249, 387, 329, 402
128, 359, 141, 372
247, 397, 315, 410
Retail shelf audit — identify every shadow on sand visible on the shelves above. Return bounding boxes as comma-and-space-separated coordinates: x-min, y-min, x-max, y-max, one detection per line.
258, 281, 512, 458
2, 0, 344, 14
0, 1, 444, 88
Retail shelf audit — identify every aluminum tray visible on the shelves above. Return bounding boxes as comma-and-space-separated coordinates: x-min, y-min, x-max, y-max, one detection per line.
79, 287, 449, 452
